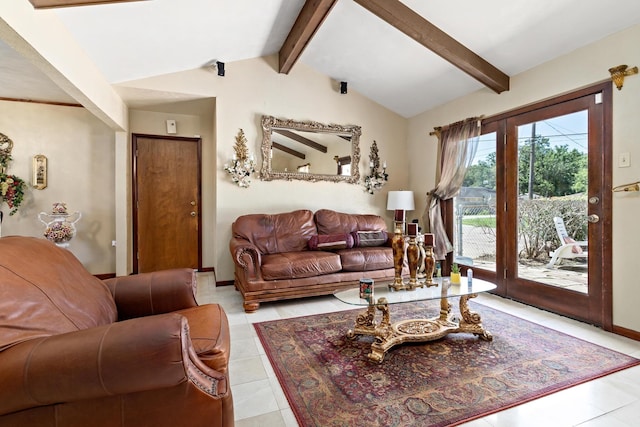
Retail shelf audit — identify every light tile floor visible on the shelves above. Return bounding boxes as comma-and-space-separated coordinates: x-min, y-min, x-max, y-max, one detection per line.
196, 273, 640, 427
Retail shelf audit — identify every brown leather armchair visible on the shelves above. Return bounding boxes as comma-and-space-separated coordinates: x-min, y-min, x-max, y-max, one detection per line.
0, 236, 233, 427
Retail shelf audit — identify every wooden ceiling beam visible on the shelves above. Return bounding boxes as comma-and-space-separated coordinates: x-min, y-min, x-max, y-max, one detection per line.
272, 142, 306, 160
354, 0, 509, 94
274, 129, 327, 153
279, 0, 338, 74
28, 0, 146, 8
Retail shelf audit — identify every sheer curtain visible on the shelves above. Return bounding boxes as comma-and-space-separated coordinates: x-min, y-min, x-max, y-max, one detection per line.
422, 117, 481, 260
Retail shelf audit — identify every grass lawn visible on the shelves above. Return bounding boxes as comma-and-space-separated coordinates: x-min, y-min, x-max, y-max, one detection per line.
462, 217, 496, 228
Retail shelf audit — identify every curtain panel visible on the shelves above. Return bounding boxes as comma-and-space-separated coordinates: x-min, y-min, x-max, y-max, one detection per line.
422, 117, 481, 260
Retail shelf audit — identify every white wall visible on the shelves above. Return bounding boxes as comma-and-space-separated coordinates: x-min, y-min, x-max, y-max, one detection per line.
407, 24, 640, 331
0, 1, 127, 130
0, 100, 116, 274
119, 55, 409, 282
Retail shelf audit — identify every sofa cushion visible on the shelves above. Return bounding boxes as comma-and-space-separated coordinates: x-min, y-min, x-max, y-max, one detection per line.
232, 210, 317, 255
0, 237, 117, 352
351, 230, 388, 247
261, 251, 342, 280
337, 247, 394, 272
315, 209, 388, 235
308, 234, 355, 251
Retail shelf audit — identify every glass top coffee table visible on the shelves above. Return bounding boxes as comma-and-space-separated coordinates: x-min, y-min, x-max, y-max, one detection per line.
334, 277, 496, 363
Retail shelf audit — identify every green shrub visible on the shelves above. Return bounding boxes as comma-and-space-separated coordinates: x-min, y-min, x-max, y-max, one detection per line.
518, 196, 587, 260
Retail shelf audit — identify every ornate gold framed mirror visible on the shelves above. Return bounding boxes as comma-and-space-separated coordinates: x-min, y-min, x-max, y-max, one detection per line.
260, 115, 361, 183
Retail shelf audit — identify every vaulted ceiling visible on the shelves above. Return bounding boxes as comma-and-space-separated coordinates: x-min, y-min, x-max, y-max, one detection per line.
5, 0, 640, 117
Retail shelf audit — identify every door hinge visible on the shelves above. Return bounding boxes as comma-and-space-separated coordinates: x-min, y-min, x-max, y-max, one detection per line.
595, 93, 603, 104
504, 268, 507, 279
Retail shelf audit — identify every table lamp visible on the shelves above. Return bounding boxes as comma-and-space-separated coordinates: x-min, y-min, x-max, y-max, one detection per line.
386, 190, 415, 228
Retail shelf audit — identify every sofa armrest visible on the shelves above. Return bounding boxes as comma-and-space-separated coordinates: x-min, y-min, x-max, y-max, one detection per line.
229, 237, 262, 281
0, 314, 228, 416
104, 268, 198, 320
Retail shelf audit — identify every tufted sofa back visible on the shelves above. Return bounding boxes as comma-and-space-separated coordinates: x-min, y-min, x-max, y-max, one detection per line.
231, 209, 317, 255
315, 209, 388, 235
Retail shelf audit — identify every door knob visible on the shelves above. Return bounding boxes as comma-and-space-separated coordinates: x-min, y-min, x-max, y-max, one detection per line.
190, 212, 196, 217
587, 214, 600, 223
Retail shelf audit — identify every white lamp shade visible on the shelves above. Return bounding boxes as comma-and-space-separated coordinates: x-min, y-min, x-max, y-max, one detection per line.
387, 191, 415, 211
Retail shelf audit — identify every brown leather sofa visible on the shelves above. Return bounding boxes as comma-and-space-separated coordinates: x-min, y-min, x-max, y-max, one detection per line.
230, 209, 396, 312
0, 236, 233, 427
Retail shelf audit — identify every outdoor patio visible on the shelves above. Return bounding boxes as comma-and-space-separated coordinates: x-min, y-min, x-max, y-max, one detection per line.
471, 259, 588, 293
456, 223, 588, 294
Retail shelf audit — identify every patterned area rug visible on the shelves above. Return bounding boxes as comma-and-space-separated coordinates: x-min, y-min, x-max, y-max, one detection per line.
254, 300, 640, 427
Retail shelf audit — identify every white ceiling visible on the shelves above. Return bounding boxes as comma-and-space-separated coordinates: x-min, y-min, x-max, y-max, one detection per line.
4, 0, 640, 117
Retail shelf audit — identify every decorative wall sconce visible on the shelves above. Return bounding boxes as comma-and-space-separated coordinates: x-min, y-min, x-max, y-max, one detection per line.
363, 140, 388, 194
609, 64, 638, 90
32, 154, 47, 189
224, 129, 255, 188
0, 132, 27, 216
0, 132, 14, 175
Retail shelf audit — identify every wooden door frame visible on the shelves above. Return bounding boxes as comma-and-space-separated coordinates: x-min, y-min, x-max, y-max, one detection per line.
131, 133, 203, 273
443, 81, 612, 329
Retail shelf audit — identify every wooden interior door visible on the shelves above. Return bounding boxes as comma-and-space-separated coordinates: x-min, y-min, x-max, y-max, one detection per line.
133, 134, 201, 273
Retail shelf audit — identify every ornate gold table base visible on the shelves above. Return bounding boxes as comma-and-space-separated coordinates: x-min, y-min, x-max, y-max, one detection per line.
346, 294, 493, 363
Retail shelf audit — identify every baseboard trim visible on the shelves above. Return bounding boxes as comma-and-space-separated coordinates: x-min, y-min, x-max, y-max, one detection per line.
94, 267, 215, 281
216, 280, 234, 287
612, 324, 640, 342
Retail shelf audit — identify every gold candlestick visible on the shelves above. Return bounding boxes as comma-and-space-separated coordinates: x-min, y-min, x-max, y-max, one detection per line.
406, 235, 420, 289
416, 236, 426, 280
424, 245, 436, 287
391, 220, 406, 290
